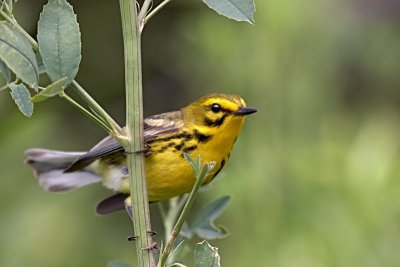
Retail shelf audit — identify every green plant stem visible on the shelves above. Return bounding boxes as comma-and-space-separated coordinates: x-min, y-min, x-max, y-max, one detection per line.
0, 83, 8, 92
70, 80, 122, 136
59, 92, 112, 134
0, 9, 122, 137
163, 196, 188, 265
137, 0, 153, 31
119, 0, 155, 267
144, 0, 172, 25
157, 165, 210, 267
0, 9, 38, 53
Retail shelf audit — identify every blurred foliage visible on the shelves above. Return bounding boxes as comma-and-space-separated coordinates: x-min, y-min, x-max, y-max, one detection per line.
1, 0, 400, 266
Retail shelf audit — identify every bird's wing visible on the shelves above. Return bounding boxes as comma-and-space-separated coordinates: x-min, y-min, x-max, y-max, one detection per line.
64, 111, 184, 172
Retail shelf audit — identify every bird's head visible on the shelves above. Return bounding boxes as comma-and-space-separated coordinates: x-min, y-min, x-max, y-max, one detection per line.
182, 93, 257, 132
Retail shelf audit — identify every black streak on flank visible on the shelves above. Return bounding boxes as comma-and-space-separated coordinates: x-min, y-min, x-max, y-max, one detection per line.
194, 130, 212, 143
174, 143, 183, 151
156, 142, 176, 153
152, 131, 193, 144
204, 114, 228, 127
182, 145, 197, 153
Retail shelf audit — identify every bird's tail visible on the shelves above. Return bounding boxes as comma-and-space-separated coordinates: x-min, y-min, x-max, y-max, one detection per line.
25, 148, 102, 192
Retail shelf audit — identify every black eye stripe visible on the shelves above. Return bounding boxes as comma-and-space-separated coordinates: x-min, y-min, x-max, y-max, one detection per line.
203, 113, 228, 127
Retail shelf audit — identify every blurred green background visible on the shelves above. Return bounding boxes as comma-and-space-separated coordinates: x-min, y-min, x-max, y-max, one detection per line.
1, 0, 400, 266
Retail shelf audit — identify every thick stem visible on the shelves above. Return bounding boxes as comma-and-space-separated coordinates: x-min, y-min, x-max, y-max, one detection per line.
119, 0, 155, 266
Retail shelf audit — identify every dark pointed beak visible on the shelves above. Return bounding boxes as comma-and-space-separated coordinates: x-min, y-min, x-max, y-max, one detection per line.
234, 106, 257, 116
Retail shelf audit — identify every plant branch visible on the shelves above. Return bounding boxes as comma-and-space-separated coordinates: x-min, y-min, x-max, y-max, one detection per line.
0, 9, 122, 137
119, 0, 155, 266
59, 92, 112, 134
162, 195, 188, 265
144, 0, 172, 25
137, 0, 153, 32
0, 83, 8, 92
157, 163, 212, 267
0, 9, 39, 53
70, 80, 122, 137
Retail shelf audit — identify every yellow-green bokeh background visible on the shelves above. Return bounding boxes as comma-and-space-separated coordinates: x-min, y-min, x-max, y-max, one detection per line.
1, 0, 400, 266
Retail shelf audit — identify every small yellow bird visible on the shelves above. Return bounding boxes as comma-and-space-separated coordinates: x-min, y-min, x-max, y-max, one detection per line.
25, 93, 256, 214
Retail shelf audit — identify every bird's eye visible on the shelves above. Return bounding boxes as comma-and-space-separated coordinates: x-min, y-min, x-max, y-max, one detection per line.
211, 103, 222, 113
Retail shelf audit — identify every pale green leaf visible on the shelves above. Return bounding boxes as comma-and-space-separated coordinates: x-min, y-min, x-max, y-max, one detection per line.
184, 153, 200, 174
201, 0, 256, 24
168, 238, 191, 264
192, 196, 231, 239
107, 261, 131, 267
179, 221, 193, 239
31, 77, 68, 103
195, 154, 201, 172
37, 0, 81, 85
0, 21, 39, 89
194, 241, 220, 267
0, 58, 11, 82
35, 53, 46, 74
9, 82, 33, 117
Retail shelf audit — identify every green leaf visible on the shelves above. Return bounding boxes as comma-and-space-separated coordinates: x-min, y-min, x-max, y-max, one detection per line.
107, 261, 131, 267
179, 221, 193, 239
0, 21, 39, 90
0, 58, 11, 82
31, 77, 68, 103
167, 239, 190, 267
37, 0, 81, 85
195, 155, 201, 172
9, 82, 33, 117
184, 153, 200, 174
35, 53, 46, 74
201, 0, 256, 24
194, 241, 220, 267
192, 196, 231, 240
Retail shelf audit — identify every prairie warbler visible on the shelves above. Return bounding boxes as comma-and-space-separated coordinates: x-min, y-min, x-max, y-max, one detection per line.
25, 93, 256, 214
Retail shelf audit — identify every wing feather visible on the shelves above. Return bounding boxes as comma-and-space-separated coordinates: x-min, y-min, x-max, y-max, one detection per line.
64, 111, 183, 172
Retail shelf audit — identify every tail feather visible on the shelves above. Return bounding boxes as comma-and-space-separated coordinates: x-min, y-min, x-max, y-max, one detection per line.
25, 148, 101, 192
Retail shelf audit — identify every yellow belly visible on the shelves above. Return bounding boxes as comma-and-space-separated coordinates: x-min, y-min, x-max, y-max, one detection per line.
98, 149, 223, 202
97, 139, 232, 202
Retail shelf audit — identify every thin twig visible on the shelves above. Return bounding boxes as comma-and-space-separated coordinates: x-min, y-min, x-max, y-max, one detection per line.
144, 0, 172, 25
0, 83, 9, 92
70, 80, 122, 136
59, 92, 112, 134
137, 0, 153, 32
157, 164, 211, 267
